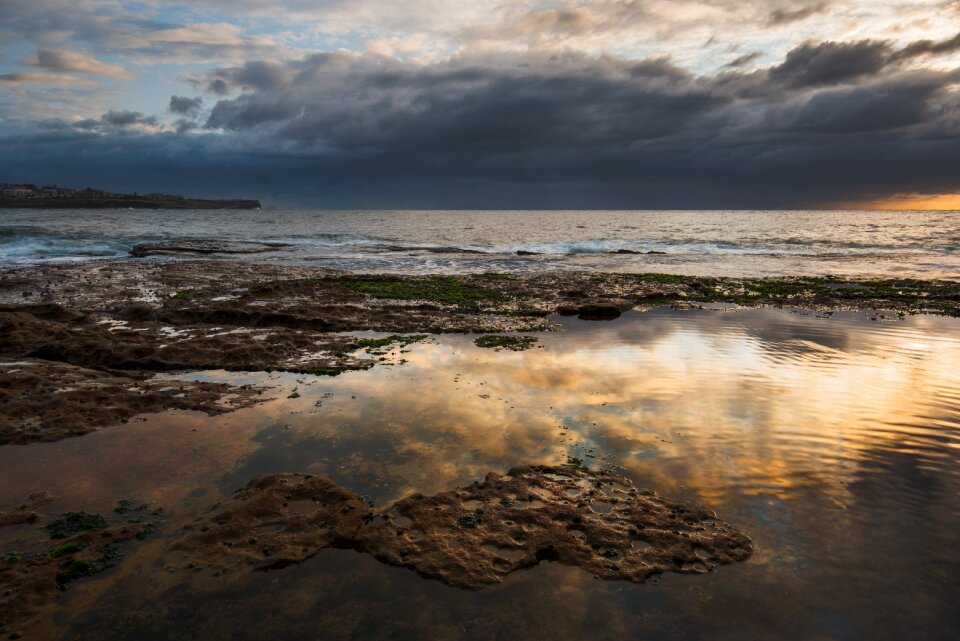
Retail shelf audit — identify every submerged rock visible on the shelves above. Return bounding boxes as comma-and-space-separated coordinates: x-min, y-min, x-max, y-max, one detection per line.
0, 493, 55, 528
173, 465, 752, 590
0, 497, 162, 637
129, 241, 287, 257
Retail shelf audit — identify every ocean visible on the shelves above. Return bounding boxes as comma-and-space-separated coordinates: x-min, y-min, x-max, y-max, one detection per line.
2, 208, 959, 278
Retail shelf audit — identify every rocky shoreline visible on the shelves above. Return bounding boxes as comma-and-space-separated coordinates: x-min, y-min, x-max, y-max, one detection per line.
2, 259, 959, 446
0, 197, 261, 210
3, 258, 959, 638
1, 464, 753, 638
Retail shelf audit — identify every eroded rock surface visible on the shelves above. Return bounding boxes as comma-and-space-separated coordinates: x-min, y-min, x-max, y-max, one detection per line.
0, 493, 55, 528
5, 260, 951, 445
0, 308, 374, 374
0, 359, 265, 445
0, 497, 162, 637
359, 465, 752, 589
0, 303, 430, 444
173, 465, 752, 590
171, 474, 369, 573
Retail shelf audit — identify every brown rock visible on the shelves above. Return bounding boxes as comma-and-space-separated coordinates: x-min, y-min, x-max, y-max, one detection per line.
357, 465, 752, 589
0, 499, 161, 636
129, 241, 288, 257
174, 466, 752, 590
0, 359, 265, 445
0, 493, 56, 528
170, 474, 371, 573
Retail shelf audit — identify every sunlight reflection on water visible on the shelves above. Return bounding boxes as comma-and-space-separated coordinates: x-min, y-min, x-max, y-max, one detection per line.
1, 307, 958, 641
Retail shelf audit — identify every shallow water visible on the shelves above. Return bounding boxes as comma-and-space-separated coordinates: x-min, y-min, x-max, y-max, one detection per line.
1, 307, 959, 640
2, 209, 960, 279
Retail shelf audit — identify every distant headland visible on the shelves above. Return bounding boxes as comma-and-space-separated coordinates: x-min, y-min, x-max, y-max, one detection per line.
0, 183, 260, 209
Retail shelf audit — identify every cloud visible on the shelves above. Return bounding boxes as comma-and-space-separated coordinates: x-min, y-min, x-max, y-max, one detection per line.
200, 51, 716, 152
99, 109, 158, 127
174, 118, 198, 133
767, 2, 832, 26
2, 1, 960, 207
200, 60, 293, 94
169, 95, 204, 115
783, 75, 945, 133
724, 51, 762, 68
763, 33, 960, 90
29, 48, 130, 79
769, 40, 892, 87
29, 43, 942, 208
0, 72, 95, 85
891, 31, 960, 61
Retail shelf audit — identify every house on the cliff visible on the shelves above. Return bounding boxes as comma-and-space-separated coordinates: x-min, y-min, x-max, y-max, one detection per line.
1, 185, 38, 198
41, 185, 77, 198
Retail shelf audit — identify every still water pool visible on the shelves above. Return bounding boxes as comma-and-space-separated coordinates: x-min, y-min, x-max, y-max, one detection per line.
2, 307, 958, 640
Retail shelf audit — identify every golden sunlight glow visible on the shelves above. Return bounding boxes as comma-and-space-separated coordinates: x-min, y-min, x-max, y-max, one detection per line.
847, 193, 960, 210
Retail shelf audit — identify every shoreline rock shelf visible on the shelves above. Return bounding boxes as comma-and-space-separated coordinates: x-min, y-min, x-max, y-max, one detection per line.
129, 241, 287, 257
171, 465, 753, 590
3, 260, 958, 445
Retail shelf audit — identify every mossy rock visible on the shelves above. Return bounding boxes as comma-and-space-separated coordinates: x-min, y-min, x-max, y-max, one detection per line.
45, 512, 107, 539
341, 277, 504, 308
474, 335, 539, 351
46, 542, 84, 559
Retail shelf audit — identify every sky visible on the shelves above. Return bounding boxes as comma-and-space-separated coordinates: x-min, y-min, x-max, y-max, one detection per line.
1, 0, 959, 209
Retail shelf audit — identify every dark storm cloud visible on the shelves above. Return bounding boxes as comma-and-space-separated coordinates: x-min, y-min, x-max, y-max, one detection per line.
891, 32, 960, 61
2, 33, 960, 208
769, 40, 891, 87
174, 118, 198, 133
203, 53, 715, 153
783, 75, 945, 133
168, 95, 203, 115
200, 60, 293, 94
100, 109, 158, 127
762, 32, 960, 90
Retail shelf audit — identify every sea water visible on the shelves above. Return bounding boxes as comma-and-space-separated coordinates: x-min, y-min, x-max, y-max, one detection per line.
2, 209, 959, 278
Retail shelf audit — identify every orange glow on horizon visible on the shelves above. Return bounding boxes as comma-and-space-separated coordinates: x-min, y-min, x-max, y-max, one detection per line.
844, 192, 960, 211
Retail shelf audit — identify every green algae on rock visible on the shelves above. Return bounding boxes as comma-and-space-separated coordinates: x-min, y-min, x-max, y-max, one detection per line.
340, 276, 505, 309
474, 335, 539, 351
4, 260, 958, 447
172, 465, 752, 591
353, 334, 428, 351
44, 512, 108, 539
0, 498, 163, 637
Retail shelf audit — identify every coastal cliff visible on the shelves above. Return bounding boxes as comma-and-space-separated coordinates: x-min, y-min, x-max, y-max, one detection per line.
0, 183, 260, 209
0, 196, 260, 209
